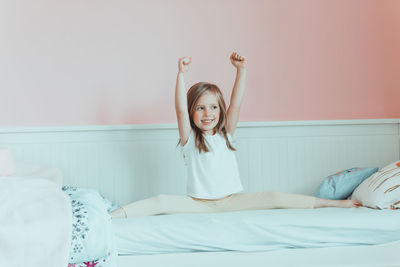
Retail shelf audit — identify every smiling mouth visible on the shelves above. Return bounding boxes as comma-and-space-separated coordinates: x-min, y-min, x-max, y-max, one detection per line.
201, 119, 214, 125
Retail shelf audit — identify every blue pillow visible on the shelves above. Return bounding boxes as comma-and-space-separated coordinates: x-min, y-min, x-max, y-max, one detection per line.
314, 167, 378, 200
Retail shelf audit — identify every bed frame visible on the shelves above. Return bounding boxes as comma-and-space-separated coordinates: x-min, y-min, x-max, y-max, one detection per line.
1, 119, 400, 266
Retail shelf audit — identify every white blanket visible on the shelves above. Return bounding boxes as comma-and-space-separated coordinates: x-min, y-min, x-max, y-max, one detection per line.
0, 177, 72, 267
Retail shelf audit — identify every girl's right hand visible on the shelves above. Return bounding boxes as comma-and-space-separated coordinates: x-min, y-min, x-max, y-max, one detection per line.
178, 57, 192, 73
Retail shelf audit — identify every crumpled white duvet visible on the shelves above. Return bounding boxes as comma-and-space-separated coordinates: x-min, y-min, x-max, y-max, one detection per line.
0, 176, 72, 267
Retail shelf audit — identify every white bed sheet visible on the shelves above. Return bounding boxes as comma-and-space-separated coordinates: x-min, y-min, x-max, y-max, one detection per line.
113, 207, 400, 256
117, 240, 400, 267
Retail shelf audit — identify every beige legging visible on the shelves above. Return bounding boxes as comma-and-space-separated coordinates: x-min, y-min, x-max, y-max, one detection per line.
118, 191, 316, 218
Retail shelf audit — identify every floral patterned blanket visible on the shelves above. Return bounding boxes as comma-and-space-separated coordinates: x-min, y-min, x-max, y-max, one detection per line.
62, 186, 118, 267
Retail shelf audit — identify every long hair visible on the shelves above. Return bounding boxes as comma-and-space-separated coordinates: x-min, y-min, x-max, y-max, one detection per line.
184, 82, 236, 153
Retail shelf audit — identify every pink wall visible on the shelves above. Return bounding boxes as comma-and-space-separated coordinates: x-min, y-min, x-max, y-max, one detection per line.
0, 0, 399, 127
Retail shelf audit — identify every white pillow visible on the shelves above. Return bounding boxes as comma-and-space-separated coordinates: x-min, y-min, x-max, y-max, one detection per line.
14, 162, 63, 186
351, 161, 400, 209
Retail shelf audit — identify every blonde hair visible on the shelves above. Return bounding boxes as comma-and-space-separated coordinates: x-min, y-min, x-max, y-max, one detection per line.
185, 82, 236, 153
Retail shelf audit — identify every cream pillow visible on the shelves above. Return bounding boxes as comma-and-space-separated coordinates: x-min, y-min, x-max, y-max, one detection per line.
351, 161, 400, 209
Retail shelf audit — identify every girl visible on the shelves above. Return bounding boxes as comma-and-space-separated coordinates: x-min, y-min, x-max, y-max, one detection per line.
110, 52, 361, 218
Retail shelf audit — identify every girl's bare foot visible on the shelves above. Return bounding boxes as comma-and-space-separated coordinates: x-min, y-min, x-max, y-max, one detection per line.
337, 199, 362, 208
314, 198, 362, 208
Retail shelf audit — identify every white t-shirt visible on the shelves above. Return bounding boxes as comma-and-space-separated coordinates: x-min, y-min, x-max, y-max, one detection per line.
181, 131, 243, 199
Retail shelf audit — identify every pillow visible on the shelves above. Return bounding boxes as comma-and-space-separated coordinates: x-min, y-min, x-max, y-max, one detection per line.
314, 167, 378, 200
14, 162, 63, 186
0, 148, 16, 176
62, 186, 114, 263
351, 161, 400, 209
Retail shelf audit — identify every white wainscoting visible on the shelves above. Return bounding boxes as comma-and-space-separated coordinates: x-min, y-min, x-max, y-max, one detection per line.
1, 119, 399, 205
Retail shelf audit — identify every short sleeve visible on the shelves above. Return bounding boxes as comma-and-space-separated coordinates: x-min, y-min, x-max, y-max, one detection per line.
179, 131, 194, 166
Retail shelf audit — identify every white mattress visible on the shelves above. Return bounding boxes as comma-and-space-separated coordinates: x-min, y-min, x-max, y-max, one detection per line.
112, 207, 400, 256
117, 240, 400, 267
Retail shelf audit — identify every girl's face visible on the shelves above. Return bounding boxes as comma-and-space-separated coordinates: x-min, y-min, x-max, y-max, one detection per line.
192, 91, 220, 135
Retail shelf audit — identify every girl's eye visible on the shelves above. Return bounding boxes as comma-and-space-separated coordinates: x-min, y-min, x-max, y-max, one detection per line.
196, 106, 204, 111
212, 106, 218, 110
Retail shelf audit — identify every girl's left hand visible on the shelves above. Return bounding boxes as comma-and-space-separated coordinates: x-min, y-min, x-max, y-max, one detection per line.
178, 57, 192, 73
230, 52, 246, 69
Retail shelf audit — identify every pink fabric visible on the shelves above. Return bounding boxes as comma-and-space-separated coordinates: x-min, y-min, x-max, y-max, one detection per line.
0, 148, 16, 176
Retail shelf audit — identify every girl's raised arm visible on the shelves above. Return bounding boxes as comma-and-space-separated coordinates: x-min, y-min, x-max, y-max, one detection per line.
175, 57, 192, 145
226, 52, 247, 136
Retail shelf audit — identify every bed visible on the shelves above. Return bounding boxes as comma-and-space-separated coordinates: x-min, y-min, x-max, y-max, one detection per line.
1, 119, 400, 266
113, 208, 400, 266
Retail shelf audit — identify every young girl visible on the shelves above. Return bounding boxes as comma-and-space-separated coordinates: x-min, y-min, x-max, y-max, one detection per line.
110, 52, 361, 218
